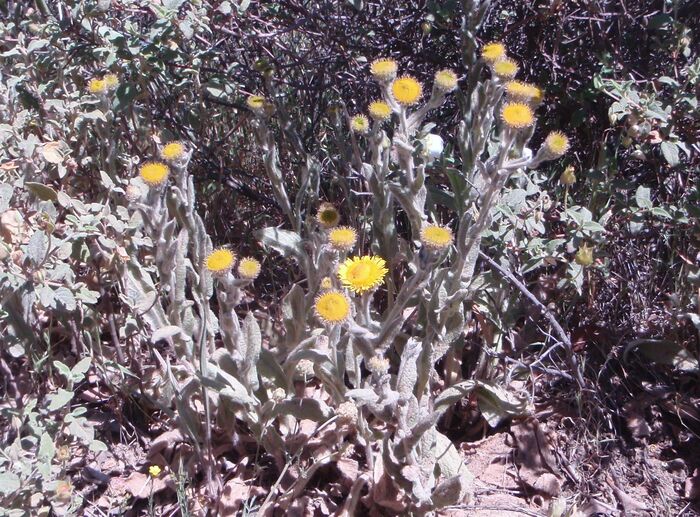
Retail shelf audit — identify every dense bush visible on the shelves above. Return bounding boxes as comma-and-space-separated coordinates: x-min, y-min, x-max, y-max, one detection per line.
0, 1, 697, 515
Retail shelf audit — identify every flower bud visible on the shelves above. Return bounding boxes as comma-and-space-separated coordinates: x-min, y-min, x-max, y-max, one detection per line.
574, 244, 594, 267
559, 165, 576, 186
336, 401, 359, 424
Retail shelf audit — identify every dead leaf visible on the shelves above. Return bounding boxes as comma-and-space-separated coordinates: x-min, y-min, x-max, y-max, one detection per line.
622, 400, 651, 440
107, 471, 168, 499
149, 428, 187, 457
0, 210, 28, 245
336, 456, 360, 489
511, 418, 562, 497
41, 142, 64, 164
685, 469, 700, 500
606, 476, 651, 514
217, 477, 265, 516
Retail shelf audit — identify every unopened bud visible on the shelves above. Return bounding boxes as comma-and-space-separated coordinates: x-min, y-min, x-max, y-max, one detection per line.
336, 401, 358, 424
574, 244, 594, 267
559, 165, 576, 186
367, 355, 390, 375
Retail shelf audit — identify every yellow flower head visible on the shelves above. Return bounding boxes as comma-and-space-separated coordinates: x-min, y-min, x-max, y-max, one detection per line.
392, 76, 423, 106
161, 141, 185, 162
247, 95, 267, 112
315, 290, 351, 324
492, 58, 519, 79
320, 276, 333, 290
103, 74, 119, 90
238, 257, 261, 280
544, 131, 570, 158
205, 248, 235, 275
328, 226, 358, 251
370, 58, 398, 82
350, 114, 370, 134
338, 255, 388, 294
420, 224, 453, 251
368, 100, 392, 122
501, 102, 535, 130
148, 465, 162, 478
505, 81, 543, 103
139, 162, 170, 186
482, 42, 507, 63
316, 202, 340, 228
434, 69, 458, 93
88, 78, 107, 95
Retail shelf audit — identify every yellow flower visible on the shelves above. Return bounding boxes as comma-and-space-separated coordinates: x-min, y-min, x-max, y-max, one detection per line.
350, 114, 370, 134
328, 226, 357, 251
103, 74, 119, 90
205, 248, 235, 275
338, 255, 388, 294
492, 58, 519, 79
368, 100, 392, 122
543, 131, 569, 158
420, 224, 453, 251
370, 58, 398, 82
560, 165, 576, 185
139, 162, 170, 186
247, 95, 267, 112
315, 290, 351, 324
88, 78, 107, 95
391, 76, 423, 106
162, 141, 185, 162
434, 69, 458, 93
320, 276, 333, 290
505, 81, 543, 103
148, 465, 162, 478
482, 42, 507, 63
316, 202, 340, 228
237, 257, 261, 280
501, 102, 535, 130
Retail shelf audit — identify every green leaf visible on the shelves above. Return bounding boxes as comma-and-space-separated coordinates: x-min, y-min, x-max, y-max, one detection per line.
635, 186, 652, 209
27, 230, 48, 266
242, 312, 262, 390
54, 287, 77, 312
38, 432, 55, 463
0, 183, 13, 212
0, 472, 20, 495
47, 388, 74, 411
112, 83, 138, 113
71, 356, 92, 379
257, 227, 306, 264
272, 398, 333, 421
258, 349, 288, 389
25, 182, 58, 201
54, 360, 72, 381
650, 206, 671, 219
660, 141, 679, 167
151, 325, 182, 342
624, 339, 699, 372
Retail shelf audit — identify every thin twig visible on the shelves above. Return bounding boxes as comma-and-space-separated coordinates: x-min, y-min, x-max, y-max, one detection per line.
478, 251, 586, 388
